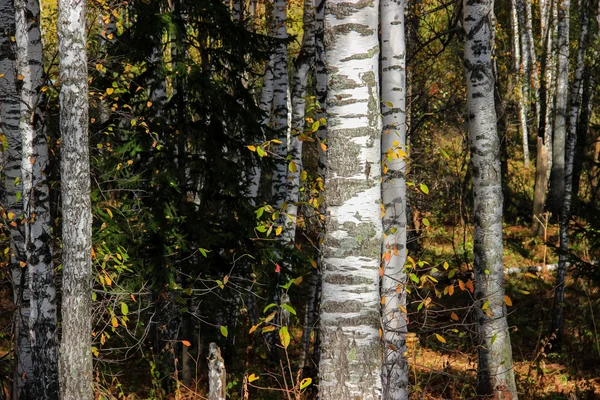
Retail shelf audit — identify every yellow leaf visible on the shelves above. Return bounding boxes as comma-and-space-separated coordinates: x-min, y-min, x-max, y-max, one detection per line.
223, 275, 229, 285
261, 325, 275, 333
504, 295, 513, 306
106, 88, 114, 95
299, 377, 312, 390
247, 145, 256, 152
443, 261, 449, 270
111, 316, 118, 328
107, 33, 114, 40
147, 101, 152, 107
451, 312, 459, 321
525, 272, 538, 279
127, 159, 133, 165
92, 346, 99, 357
19, 261, 26, 268
248, 373, 260, 383
181, 340, 191, 347
279, 326, 290, 348
288, 161, 297, 173
275, 225, 282, 236
0, 73, 5, 78
105, 208, 113, 219
399, 305, 407, 314
309, 259, 317, 268
130, 119, 136, 126
435, 333, 446, 343
448, 285, 454, 296
249, 324, 259, 334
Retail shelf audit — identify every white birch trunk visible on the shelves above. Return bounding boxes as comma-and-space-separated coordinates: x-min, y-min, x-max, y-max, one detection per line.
315, 0, 327, 178
550, 0, 570, 215
463, 1, 518, 398
318, 0, 382, 398
14, 0, 60, 397
380, 0, 408, 398
270, 0, 289, 209
282, 0, 316, 244
551, 0, 590, 343
511, 0, 529, 167
58, 0, 93, 398
0, 3, 33, 398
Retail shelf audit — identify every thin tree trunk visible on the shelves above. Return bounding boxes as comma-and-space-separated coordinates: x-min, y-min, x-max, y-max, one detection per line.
551, 0, 590, 344
57, 0, 93, 398
550, 0, 570, 216
532, 0, 557, 236
208, 343, 226, 400
318, 0, 383, 398
523, 0, 539, 126
463, 1, 518, 398
380, 0, 409, 398
270, 0, 289, 209
14, 0, 59, 397
315, 0, 326, 179
283, 0, 316, 243
0, 2, 33, 396
511, 0, 529, 167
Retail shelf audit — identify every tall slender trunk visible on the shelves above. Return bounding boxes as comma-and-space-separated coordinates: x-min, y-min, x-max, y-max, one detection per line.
511, 0, 529, 167
315, 0, 326, 179
57, 0, 93, 398
318, 0, 382, 398
463, 1, 518, 398
380, 0, 408, 398
14, 0, 59, 397
532, 0, 557, 236
523, 0, 539, 125
551, 0, 590, 344
550, 0, 570, 216
270, 0, 289, 209
283, 0, 316, 243
0, 2, 32, 398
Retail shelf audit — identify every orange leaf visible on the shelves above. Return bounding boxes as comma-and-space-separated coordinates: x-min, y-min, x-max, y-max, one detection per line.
466, 280, 474, 293
448, 285, 454, 296
451, 312, 459, 321
458, 279, 465, 291
181, 340, 191, 347
504, 295, 513, 306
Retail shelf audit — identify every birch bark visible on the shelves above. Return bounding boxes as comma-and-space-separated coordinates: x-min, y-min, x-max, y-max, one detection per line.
380, 0, 409, 398
511, 0, 529, 167
551, 0, 590, 344
57, 0, 93, 398
0, 2, 32, 398
283, 0, 316, 243
14, 0, 59, 396
550, 0, 570, 216
318, 0, 382, 398
462, 0, 518, 398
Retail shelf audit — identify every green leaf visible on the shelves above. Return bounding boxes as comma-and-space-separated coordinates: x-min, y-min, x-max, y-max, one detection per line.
256, 225, 267, 233
288, 161, 297, 173
198, 248, 210, 257
448, 270, 456, 278
279, 326, 290, 348
491, 333, 498, 345
120, 302, 128, 316
422, 218, 430, 227
311, 121, 320, 132
410, 273, 419, 284
281, 303, 296, 316
419, 183, 429, 194
482, 300, 490, 310
15, 191, 21, 203
256, 146, 265, 157
263, 303, 277, 313
220, 325, 228, 338
383, 101, 394, 108
255, 207, 264, 218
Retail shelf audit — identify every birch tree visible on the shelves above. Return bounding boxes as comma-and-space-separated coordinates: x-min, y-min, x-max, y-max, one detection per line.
532, 0, 557, 236
14, 0, 59, 396
380, 0, 409, 398
550, 0, 570, 216
58, 0, 93, 397
551, 0, 591, 344
283, 0, 316, 243
270, 0, 289, 209
0, 2, 33, 398
511, 0, 529, 167
318, 0, 382, 398
462, 0, 518, 398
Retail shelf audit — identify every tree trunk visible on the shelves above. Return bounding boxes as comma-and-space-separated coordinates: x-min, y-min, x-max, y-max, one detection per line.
532, 0, 557, 236
14, 0, 60, 397
462, 1, 518, 398
550, 0, 570, 216
283, 0, 316, 243
551, 0, 590, 345
208, 343, 226, 400
318, 0, 383, 398
522, 0, 539, 127
380, 0, 409, 398
0, 3, 31, 399
315, 0, 327, 179
511, 0, 529, 167
270, 0, 289, 209
57, 0, 94, 398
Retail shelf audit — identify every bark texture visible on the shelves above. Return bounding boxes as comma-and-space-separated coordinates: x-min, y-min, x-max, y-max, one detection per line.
462, 1, 518, 398
318, 0, 383, 398
58, 0, 94, 398
550, 0, 570, 216
14, 0, 60, 397
380, 0, 409, 398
